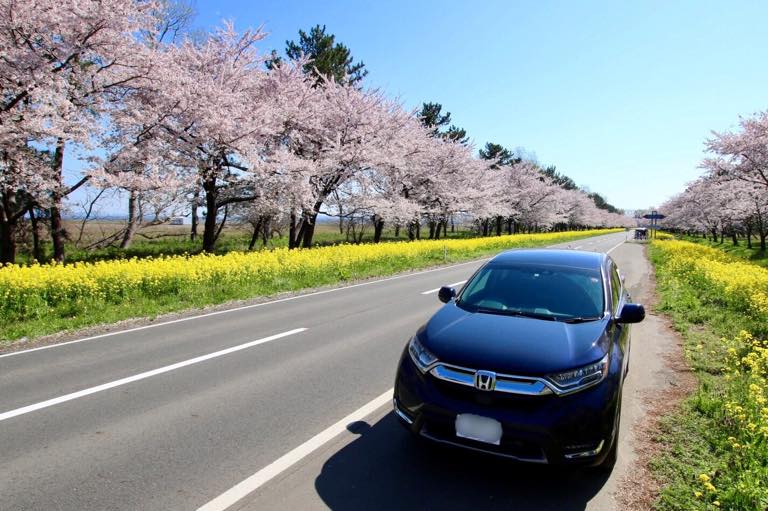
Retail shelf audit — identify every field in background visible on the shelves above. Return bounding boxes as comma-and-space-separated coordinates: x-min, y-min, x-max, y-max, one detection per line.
0, 228, 619, 343
36, 220, 480, 264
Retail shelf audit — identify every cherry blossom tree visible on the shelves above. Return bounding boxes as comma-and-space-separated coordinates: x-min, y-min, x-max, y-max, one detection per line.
0, 0, 161, 261
2, 6, 630, 262
703, 110, 768, 188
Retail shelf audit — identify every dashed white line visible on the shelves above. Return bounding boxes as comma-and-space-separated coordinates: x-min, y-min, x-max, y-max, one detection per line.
0, 328, 307, 423
420, 280, 467, 295
197, 388, 393, 511
606, 240, 625, 254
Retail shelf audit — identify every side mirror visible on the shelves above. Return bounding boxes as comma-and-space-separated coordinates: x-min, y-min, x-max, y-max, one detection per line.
616, 303, 645, 324
438, 286, 456, 304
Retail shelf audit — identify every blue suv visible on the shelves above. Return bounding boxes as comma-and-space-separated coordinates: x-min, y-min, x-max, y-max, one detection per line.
393, 249, 644, 469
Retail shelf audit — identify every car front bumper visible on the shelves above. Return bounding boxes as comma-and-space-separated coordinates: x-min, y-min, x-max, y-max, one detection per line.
393, 350, 621, 466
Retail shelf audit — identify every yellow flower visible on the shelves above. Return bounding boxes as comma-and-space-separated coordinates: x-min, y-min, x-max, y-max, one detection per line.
0, 229, 621, 323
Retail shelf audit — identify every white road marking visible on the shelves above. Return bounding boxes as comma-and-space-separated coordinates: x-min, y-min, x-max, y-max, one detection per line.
1, 258, 489, 360
420, 280, 467, 295
574, 245, 584, 249
197, 388, 393, 511
0, 328, 307, 423
606, 240, 625, 254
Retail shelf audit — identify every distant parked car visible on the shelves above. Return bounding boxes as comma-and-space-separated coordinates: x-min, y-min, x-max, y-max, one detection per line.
393, 249, 645, 469
169, 217, 185, 226
634, 228, 648, 240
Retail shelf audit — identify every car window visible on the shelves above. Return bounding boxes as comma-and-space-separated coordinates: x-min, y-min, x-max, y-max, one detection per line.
610, 264, 622, 313
457, 264, 604, 320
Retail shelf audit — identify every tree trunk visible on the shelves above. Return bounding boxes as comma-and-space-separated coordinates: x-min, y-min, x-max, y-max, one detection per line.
746, 224, 753, 249
761, 233, 767, 252
120, 190, 140, 249
28, 202, 42, 262
288, 212, 298, 249
300, 211, 317, 248
214, 204, 229, 243
190, 188, 199, 241
373, 218, 384, 243
407, 221, 416, 241
0, 214, 16, 265
248, 218, 263, 250
434, 221, 441, 240
443, 221, 448, 238
731, 232, 738, 246
49, 138, 67, 262
202, 177, 218, 252
710, 228, 718, 243
415, 221, 421, 240
496, 216, 502, 236
395, 224, 400, 238
482, 219, 489, 237
428, 221, 436, 240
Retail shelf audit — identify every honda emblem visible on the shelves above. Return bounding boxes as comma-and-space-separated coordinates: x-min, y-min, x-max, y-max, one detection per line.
474, 370, 496, 391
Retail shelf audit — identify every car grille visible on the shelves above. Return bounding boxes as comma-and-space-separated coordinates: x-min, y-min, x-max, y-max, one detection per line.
428, 362, 555, 397
432, 379, 550, 410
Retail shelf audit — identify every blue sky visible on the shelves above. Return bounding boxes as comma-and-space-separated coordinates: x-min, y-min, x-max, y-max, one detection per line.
188, 0, 768, 211
66, 0, 768, 214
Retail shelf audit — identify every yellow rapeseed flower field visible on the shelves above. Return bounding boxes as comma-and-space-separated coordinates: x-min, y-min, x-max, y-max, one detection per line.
653, 239, 768, 320
654, 238, 768, 509
0, 229, 619, 328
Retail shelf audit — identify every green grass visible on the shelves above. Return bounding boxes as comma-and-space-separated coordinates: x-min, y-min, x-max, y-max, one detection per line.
647, 244, 768, 510
1, 230, 610, 344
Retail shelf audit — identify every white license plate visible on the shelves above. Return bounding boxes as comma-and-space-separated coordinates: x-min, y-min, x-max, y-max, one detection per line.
455, 414, 502, 445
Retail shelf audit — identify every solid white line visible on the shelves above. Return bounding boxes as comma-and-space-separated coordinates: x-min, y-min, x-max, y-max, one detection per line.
197, 388, 393, 511
0, 328, 307, 423
606, 240, 625, 254
0, 258, 489, 360
420, 280, 467, 295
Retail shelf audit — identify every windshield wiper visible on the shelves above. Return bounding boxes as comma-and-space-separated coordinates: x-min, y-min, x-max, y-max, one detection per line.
560, 316, 603, 324
473, 307, 557, 321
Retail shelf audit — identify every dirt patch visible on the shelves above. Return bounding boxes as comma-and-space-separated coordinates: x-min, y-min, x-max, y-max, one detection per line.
617, 248, 698, 510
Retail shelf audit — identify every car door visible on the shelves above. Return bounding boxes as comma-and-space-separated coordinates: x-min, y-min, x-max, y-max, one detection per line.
608, 260, 631, 377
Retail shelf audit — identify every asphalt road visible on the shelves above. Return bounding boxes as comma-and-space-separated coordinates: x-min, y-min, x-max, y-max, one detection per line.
0, 230, 675, 510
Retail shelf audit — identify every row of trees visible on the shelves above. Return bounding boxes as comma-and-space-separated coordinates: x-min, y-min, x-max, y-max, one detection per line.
0, 0, 631, 264
660, 110, 768, 250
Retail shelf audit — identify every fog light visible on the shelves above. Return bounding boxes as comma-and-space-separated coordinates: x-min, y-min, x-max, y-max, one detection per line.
563, 440, 605, 459
393, 398, 414, 425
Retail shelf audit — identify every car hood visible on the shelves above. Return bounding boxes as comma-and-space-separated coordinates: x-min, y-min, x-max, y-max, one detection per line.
420, 303, 610, 376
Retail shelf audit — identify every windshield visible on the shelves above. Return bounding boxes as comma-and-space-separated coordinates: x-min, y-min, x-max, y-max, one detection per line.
456, 263, 605, 321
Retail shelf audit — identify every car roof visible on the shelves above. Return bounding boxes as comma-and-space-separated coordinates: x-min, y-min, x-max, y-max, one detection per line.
488, 248, 606, 270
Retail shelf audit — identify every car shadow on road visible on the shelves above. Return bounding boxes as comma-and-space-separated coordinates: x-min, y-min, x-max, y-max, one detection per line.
314, 413, 611, 511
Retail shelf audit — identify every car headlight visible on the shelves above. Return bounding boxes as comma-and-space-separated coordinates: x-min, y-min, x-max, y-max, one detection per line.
547, 353, 610, 391
408, 336, 438, 373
